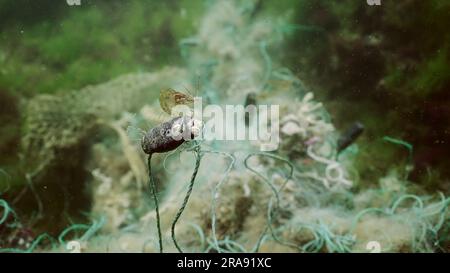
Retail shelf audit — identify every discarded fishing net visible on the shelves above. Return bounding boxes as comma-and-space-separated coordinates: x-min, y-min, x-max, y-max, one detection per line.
1, 0, 448, 253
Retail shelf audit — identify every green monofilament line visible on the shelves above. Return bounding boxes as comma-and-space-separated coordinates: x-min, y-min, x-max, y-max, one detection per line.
382, 136, 413, 162
171, 145, 202, 253
0, 199, 14, 225
147, 154, 163, 253
147, 144, 202, 253
244, 152, 296, 251
58, 217, 105, 245
0, 233, 57, 253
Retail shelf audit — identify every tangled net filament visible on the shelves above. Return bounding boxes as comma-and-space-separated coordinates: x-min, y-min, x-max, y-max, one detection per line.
306, 145, 352, 189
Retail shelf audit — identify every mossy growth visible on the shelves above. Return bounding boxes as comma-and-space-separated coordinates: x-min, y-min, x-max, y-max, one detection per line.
0, 0, 204, 96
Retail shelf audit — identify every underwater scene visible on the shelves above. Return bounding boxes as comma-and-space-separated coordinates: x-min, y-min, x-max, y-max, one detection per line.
0, 0, 449, 254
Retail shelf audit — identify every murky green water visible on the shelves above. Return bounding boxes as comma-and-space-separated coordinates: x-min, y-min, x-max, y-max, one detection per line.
0, 0, 449, 253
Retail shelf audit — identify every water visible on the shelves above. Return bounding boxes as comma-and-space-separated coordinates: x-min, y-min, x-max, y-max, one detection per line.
0, 0, 449, 253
